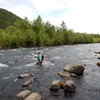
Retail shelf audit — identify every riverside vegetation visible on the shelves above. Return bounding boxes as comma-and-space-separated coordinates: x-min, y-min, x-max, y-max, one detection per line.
0, 8, 100, 49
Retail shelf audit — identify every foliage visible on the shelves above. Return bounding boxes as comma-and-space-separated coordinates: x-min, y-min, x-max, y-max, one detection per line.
0, 8, 21, 29
0, 9, 100, 49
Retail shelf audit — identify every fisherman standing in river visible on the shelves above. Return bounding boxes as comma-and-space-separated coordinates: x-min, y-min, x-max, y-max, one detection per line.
36, 51, 44, 66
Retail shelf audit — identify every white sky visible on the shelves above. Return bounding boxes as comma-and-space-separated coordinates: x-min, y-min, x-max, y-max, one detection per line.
0, 0, 100, 34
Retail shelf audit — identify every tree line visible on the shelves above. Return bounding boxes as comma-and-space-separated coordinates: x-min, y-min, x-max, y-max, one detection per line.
0, 15, 100, 49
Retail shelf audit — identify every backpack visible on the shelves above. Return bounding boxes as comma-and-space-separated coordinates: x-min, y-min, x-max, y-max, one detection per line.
42, 55, 44, 60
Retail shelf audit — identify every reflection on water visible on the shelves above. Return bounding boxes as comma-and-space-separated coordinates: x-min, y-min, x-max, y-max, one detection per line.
0, 44, 100, 100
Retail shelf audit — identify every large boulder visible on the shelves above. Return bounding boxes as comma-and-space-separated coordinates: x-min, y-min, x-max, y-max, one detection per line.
50, 80, 60, 93
64, 64, 85, 75
15, 90, 31, 100
25, 93, 42, 100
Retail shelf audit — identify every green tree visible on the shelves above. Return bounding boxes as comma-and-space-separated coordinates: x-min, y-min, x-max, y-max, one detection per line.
45, 21, 55, 38
32, 15, 46, 34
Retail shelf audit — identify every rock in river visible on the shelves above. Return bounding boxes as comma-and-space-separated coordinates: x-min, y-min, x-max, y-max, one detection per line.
15, 90, 42, 100
22, 80, 32, 87
64, 64, 85, 75
97, 62, 100, 66
64, 80, 76, 94
50, 80, 60, 93
25, 93, 42, 100
18, 73, 34, 79
58, 71, 79, 78
15, 90, 31, 100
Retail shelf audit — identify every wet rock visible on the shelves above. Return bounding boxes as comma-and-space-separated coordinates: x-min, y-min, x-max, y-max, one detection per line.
97, 57, 100, 59
58, 71, 79, 78
22, 80, 32, 87
18, 73, 34, 79
15, 90, 31, 100
58, 71, 70, 77
95, 52, 100, 54
64, 80, 76, 94
25, 93, 42, 100
64, 64, 85, 75
59, 81, 66, 89
50, 80, 60, 93
97, 62, 100, 66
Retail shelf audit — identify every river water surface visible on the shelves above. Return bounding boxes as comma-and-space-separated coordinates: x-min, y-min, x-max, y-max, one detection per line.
0, 44, 100, 100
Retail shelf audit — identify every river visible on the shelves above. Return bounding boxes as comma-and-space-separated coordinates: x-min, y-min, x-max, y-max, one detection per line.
0, 43, 100, 100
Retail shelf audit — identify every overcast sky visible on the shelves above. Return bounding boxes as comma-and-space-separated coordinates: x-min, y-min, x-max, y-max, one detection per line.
0, 0, 100, 34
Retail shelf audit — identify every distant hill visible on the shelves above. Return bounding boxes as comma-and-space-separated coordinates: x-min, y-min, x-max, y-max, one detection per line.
0, 8, 22, 29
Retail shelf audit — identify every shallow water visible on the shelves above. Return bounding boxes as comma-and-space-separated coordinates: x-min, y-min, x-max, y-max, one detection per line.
0, 44, 100, 100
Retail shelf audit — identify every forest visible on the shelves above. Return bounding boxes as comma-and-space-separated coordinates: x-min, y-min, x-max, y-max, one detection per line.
0, 8, 21, 29
0, 8, 100, 49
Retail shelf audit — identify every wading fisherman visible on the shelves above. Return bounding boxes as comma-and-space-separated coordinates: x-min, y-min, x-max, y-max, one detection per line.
37, 51, 44, 66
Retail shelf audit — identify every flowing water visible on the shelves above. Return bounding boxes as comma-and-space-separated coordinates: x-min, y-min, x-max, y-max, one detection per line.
0, 43, 100, 100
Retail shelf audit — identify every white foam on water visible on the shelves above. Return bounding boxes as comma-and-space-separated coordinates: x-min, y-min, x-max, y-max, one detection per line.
12, 66, 23, 70
13, 62, 36, 70
0, 63, 9, 70
14, 78, 18, 82
55, 48, 64, 51
11, 49, 18, 51
52, 56, 62, 59
8, 61, 14, 64
24, 56, 31, 60
2, 76, 10, 80
50, 50, 56, 52
25, 62, 36, 67
43, 48, 49, 51
43, 61, 54, 68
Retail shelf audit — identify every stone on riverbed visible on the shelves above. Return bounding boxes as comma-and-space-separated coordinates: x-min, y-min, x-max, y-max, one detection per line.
15, 90, 31, 100
50, 80, 60, 93
58, 71, 70, 77
64, 64, 85, 75
58, 71, 79, 78
95, 52, 100, 54
18, 73, 34, 79
22, 80, 32, 87
64, 80, 76, 94
97, 62, 100, 66
97, 57, 100, 59
24, 93, 42, 100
